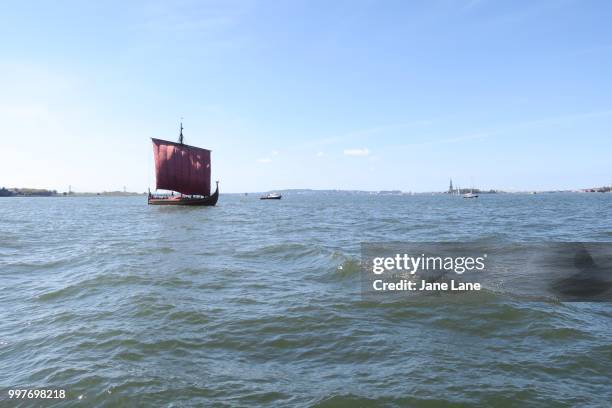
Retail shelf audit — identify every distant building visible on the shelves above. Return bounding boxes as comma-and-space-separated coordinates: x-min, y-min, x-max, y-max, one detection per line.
448, 179, 453, 194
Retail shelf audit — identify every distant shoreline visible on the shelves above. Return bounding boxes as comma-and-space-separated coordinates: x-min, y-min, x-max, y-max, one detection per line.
1, 186, 610, 198
236, 187, 612, 195
0, 187, 145, 197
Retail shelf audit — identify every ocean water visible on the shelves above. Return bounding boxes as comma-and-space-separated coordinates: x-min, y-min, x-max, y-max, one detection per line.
1, 193, 611, 407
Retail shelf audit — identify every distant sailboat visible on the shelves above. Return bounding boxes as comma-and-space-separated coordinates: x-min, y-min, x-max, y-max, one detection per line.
148, 123, 219, 206
463, 187, 478, 199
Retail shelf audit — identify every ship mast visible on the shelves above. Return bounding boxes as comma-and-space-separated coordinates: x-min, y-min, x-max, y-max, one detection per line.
179, 120, 184, 145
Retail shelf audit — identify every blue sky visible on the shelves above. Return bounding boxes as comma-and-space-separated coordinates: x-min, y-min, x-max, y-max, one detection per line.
1, 0, 611, 193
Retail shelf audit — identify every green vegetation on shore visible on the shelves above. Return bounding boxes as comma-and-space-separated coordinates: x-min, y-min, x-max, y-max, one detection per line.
0, 187, 57, 197
0, 187, 145, 197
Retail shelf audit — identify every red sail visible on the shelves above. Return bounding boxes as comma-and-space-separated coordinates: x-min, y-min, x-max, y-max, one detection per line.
152, 138, 211, 196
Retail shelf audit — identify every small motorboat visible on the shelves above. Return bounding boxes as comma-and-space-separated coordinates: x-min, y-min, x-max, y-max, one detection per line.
463, 189, 478, 199
260, 192, 282, 200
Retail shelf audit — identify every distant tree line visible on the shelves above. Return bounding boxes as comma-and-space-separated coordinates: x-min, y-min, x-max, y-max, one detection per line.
0, 187, 14, 197
0, 187, 58, 197
583, 186, 612, 193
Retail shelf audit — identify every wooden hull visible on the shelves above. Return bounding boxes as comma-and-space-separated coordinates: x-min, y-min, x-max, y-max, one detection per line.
148, 186, 219, 206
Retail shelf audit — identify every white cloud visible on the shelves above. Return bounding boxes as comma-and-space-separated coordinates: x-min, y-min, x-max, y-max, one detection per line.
316, 151, 324, 157
344, 148, 370, 157
258, 158, 272, 163
271, 150, 279, 156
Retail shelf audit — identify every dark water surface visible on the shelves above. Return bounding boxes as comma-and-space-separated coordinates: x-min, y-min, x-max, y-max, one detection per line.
1, 193, 612, 407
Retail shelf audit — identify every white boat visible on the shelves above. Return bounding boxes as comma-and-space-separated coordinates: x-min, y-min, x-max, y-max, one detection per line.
463, 188, 478, 199
260, 192, 282, 200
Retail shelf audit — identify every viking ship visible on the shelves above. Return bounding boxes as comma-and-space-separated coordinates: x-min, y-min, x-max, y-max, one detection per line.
148, 123, 219, 206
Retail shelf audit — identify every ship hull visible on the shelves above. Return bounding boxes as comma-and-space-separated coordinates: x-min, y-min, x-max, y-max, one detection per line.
148, 186, 219, 206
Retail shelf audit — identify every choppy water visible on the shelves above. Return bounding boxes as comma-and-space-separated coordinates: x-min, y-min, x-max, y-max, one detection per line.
1, 193, 612, 407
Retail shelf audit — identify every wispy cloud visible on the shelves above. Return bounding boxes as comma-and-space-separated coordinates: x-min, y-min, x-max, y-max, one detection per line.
475, 2, 567, 28
386, 108, 612, 151
396, 133, 490, 149
315, 151, 324, 157
510, 109, 612, 128
464, 0, 485, 10
344, 148, 370, 157
257, 149, 280, 163
138, 0, 253, 33
287, 119, 436, 151
342, 121, 433, 140
132, 0, 255, 51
